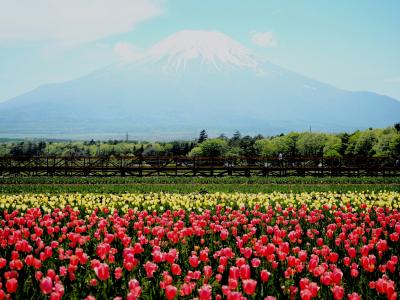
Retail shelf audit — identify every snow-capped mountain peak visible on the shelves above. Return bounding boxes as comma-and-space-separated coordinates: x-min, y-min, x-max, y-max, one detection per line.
137, 30, 259, 72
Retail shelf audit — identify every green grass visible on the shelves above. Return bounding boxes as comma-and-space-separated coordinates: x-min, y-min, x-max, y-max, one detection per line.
1, 176, 400, 185
0, 176, 399, 194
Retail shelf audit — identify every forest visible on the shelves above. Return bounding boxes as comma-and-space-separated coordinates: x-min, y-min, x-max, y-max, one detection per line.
1, 124, 400, 158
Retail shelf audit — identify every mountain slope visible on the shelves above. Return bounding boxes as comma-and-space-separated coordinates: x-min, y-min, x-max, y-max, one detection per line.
0, 30, 399, 139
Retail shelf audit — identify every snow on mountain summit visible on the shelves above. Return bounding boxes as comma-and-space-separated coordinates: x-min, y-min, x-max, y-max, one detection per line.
129, 30, 260, 72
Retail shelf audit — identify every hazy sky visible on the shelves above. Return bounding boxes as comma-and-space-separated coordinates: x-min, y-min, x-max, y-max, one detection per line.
0, 0, 399, 102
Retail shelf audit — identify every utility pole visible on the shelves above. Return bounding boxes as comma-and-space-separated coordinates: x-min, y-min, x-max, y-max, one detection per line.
126, 132, 129, 142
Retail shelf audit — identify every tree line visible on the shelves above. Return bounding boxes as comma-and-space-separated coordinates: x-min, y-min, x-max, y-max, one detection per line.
1, 124, 400, 158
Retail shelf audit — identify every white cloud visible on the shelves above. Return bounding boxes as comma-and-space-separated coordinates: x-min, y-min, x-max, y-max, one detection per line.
0, 0, 162, 44
385, 77, 400, 84
114, 42, 143, 61
251, 31, 277, 48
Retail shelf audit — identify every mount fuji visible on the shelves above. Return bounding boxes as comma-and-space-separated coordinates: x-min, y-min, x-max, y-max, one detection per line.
1, 30, 399, 139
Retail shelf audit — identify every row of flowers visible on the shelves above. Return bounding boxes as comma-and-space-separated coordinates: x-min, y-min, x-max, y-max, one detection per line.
0, 192, 399, 299
1, 191, 399, 213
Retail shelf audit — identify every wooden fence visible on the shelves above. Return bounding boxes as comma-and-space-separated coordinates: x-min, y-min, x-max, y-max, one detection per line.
0, 156, 399, 177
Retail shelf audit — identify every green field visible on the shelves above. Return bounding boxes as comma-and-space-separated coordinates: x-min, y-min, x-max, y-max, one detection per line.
1, 176, 399, 194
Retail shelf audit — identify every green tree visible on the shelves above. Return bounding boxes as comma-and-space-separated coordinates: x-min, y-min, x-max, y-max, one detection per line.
239, 136, 259, 157
189, 139, 228, 157
296, 133, 327, 156
188, 146, 203, 157
143, 144, 163, 156
372, 131, 395, 157
389, 134, 400, 156
347, 130, 377, 156
323, 135, 342, 157
198, 130, 208, 144
255, 139, 277, 157
255, 136, 290, 157
284, 132, 300, 156
229, 131, 242, 147
337, 133, 349, 155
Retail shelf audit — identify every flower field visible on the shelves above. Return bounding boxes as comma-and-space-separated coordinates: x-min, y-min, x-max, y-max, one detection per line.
0, 192, 399, 299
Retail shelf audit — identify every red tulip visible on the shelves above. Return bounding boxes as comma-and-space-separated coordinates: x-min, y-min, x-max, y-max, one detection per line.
0, 258, 6, 269
228, 278, 238, 289
59, 266, 67, 276
112, 267, 122, 280
321, 272, 333, 286
332, 269, 343, 285
165, 285, 177, 300
272, 261, 279, 269
170, 263, 181, 275
376, 240, 388, 252
350, 268, 359, 278
266, 243, 275, 255
89, 279, 98, 286
227, 291, 243, 300
331, 285, 344, 300
220, 229, 229, 240
298, 250, 307, 262
35, 271, 43, 281
242, 247, 252, 259
251, 258, 261, 268
47, 269, 56, 279
40, 277, 53, 294
343, 257, 351, 266
347, 292, 361, 300
229, 266, 240, 280
300, 289, 313, 300
199, 250, 209, 262
260, 270, 270, 282
347, 247, 356, 259
217, 264, 225, 273
329, 252, 339, 263
300, 278, 310, 290
198, 284, 212, 300
189, 255, 199, 268
203, 265, 212, 278
94, 263, 110, 281
242, 279, 257, 295
126, 292, 136, 300
180, 283, 192, 297
239, 264, 251, 279
54, 283, 65, 297
152, 250, 164, 263
128, 279, 141, 298
6, 278, 18, 294
50, 292, 62, 300
144, 261, 158, 278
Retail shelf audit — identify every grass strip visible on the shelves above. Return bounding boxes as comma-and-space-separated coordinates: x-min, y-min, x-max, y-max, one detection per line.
0, 183, 398, 194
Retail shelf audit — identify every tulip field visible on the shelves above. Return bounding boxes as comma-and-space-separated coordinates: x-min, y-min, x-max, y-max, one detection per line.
0, 191, 399, 299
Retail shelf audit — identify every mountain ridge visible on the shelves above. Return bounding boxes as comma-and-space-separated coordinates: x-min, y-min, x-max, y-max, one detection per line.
0, 30, 399, 139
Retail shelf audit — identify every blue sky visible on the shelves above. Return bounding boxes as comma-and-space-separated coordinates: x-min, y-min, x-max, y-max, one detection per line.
1, 0, 400, 102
